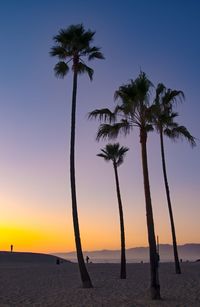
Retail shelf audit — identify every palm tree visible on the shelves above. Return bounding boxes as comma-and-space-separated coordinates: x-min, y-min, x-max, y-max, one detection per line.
89, 72, 161, 299
97, 143, 129, 279
152, 84, 196, 274
50, 24, 104, 288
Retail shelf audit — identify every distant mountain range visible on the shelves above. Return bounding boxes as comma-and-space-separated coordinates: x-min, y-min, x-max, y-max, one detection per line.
55, 244, 200, 263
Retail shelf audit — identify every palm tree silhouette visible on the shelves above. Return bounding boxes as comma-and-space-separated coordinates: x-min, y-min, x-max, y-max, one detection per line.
89, 72, 161, 299
152, 84, 196, 274
97, 143, 129, 279
50, 24, 104, 288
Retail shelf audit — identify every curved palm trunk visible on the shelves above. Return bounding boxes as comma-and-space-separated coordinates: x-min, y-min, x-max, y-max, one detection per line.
113, 162, 126, 279
159, 128, 181, 274
70, 67, 93, 288
140, 129, 161, 299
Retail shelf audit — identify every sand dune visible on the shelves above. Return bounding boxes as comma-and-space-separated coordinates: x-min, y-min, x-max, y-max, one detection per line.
0, 251, 69, 264
0, 252, 199, 306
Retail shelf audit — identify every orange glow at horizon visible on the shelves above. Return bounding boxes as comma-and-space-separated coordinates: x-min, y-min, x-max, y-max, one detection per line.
1, 180, 199, 254
1, 202, 199, 254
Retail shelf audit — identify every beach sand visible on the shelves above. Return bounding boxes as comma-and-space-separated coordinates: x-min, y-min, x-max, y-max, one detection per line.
0, 252, 199, 306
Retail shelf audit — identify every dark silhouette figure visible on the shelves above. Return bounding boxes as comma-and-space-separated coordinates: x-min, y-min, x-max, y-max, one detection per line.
10, 244, 13, 252
86, 256, 90, 264
56, 258, 60, 265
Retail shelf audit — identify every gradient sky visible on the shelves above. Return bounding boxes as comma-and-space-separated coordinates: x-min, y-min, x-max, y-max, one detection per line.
0, 1, 199, 253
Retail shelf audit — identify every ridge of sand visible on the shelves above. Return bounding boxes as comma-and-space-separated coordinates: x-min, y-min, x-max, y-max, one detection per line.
0, 251, 70, 264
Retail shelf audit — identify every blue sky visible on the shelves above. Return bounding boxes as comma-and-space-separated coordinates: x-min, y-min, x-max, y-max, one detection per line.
0, 1, 199, 252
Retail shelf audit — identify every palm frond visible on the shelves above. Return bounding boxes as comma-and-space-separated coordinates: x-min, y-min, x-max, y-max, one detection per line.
114, 81, 137, 104
163, 89, 185, 107
88, 108, 116, 123
96, 152, 110, 161
81, 46, 105, 60
54, 61, 69, 78
117, 146, 129, 166
88, 51, 105, 60
50, 46, 69, 59
84, 46, 99, 54
80, 28, 95, 45
162, 113, 179, 128
154, 83, 166, 106
156, 83, 166, 97
76, 62, 94, 80
135, 71, 154, 99
96, 121, 131, 141
167, 125, 196, 147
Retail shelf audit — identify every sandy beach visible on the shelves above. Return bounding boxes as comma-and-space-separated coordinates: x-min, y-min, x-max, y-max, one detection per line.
0, 252, 199, 306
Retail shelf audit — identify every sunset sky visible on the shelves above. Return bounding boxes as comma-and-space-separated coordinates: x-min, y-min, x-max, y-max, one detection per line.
0, 1, 199, 253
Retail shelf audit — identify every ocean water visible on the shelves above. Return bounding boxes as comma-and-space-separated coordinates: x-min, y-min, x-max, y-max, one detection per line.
54, 254, 175, 264
62, 257, 147, 263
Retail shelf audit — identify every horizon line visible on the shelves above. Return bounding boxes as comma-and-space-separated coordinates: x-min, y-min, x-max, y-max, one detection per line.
51, 242, 200, 254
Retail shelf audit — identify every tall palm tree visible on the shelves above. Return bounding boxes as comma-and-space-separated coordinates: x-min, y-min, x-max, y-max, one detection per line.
89, 72, 161, 299
152, 84, 196, 274
97, 143, 129, 279
50, 24, 104, 288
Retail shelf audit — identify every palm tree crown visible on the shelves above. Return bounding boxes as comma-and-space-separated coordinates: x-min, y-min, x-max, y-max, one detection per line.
89, 72, 154, 140
152, 84, 196, 146
97, 143, 129, 167
50, 23, 104, 79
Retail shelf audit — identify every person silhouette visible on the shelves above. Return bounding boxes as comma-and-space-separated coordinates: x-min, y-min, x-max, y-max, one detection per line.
11, 244, 13, 252
86, 256, 90, 264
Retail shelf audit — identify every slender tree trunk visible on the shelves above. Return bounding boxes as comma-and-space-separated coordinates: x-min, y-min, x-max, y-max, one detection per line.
140, 129, 161, 299
159, 128, 181, 274
113, 162, 126, 279
70, 66, 93, 288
